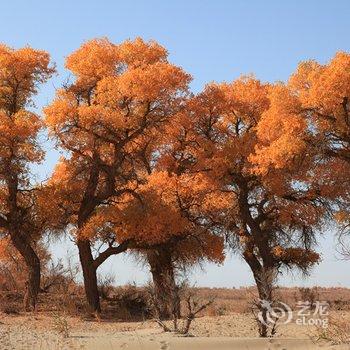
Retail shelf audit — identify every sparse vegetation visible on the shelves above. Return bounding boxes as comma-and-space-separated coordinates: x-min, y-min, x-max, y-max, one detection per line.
51, 311, 70, 338
298, 287, 320, 309
312, 314, 350, 345
148, 281, 214, 335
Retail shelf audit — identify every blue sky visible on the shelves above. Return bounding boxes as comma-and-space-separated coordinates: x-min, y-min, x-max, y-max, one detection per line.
1, 0, 349, 287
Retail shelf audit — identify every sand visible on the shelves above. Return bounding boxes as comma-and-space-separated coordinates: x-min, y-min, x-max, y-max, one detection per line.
0, 312, 349, 350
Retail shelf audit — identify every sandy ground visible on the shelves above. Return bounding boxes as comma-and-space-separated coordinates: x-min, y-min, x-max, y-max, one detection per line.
0, 312, 349, 350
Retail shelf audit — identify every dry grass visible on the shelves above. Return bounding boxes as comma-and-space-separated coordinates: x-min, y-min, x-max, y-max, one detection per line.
1, 285, 349, 320
193, 286, 350, 316
51, 311, 70, 338
312, 313, 350, 344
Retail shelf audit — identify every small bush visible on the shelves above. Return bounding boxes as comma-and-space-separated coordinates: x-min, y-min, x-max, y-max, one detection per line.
98, 273, 115, 301
1, 302, 20, 314
52, 311, 70, 338
105, 284, 151, 321
299, 287, 319, 309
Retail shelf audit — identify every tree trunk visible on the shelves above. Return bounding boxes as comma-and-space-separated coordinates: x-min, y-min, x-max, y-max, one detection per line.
9, 232, 41, 311
243, 251, 276, 337
253, 266, 277, 337
147, 248, 180, 320
77, 239, 101, 314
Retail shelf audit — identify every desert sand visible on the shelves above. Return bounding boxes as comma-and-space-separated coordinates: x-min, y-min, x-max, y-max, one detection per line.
1, 311, 349, 350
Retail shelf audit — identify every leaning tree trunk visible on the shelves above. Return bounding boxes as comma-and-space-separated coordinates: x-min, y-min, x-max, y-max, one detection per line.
147, 248, 180, 320
9, 232, 41, 311
77, 239, 101, 315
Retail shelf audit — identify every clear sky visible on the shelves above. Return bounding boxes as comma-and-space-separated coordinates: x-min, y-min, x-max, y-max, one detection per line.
1, 0, 349, 287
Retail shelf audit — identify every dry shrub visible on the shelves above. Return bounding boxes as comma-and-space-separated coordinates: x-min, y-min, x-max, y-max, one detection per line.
103, 284, 151, 321
173, 286, 350, 315
0, 265, 23, 291
298, 287, 319, 309
192, 287, 254, 314
0, 241, 30, 292
331, 298, 350, 311
0, 239, 51, 293
312, 314, 350, 345
52, 292, 85, 316
206, 304, 227, 316
41, 260, 73, 293
40, 257, 85, 316
0, 255, 85, 316
0, 291, 23, 314
51, 311, 70, 338
98, 273, 115, 300
1, 302, 20, 314
178, 291, 213, 334
147, 281, 214, 335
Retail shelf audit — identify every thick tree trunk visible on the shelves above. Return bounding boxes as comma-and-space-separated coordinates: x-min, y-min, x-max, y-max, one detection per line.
147, 248, 180, 320
253, 268, 272, 337
77, 239, 101, 314
9, 233, 41, 311
244, 251, 276, 337
253, 265, 277, 337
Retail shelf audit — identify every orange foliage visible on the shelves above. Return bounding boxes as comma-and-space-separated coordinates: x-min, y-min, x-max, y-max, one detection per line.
0, 44, 54, 237
253, 52, 350, 172
44, 38, 191, 234
1, 38, 348, 313
42, 38, 228, 302
251, 52, 350, 255
160, 76, 323, 276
